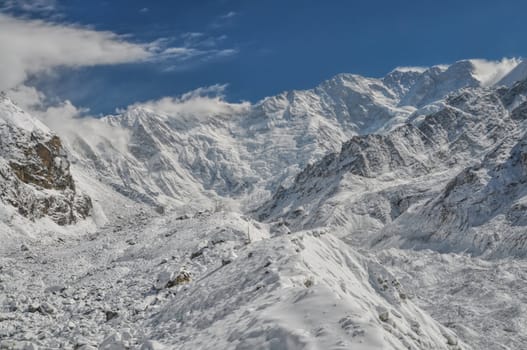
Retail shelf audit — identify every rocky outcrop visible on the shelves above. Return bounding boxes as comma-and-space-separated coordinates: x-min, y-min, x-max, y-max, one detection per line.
0, 97, 92, 225
8, 135, 73, 190
371, 79, 527, 257
376, 133, 527, 258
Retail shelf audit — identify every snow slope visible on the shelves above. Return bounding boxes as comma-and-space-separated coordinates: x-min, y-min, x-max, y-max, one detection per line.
0, 210, 467, 349
498, 60, 527, 87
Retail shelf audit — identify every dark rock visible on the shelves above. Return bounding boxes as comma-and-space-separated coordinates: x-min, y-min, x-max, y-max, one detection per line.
0, 125, 92, 225
105, 310, 119, 322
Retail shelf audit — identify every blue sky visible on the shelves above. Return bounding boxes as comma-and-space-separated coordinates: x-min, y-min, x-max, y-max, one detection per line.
1, 0, 526, 114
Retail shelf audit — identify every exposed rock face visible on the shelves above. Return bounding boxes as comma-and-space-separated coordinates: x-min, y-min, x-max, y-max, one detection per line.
8, 135, 73, 191
377, 132, 527, 258
255, 83, 522, 248
0, 97, 92, 225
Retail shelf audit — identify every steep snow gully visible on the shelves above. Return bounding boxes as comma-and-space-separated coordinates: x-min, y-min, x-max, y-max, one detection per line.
2, 59, 527, 349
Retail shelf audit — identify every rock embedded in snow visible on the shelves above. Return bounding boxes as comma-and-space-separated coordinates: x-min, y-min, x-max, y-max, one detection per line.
377, 305, 390, 322
221, 249, 238, 266
154, 269, 191, 290
171, 270, 191, 286
105, 310, 119, 322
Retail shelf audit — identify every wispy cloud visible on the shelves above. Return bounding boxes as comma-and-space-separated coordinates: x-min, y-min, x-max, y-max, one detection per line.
469, 58, 521, 87
210, 10, 239, 29
0, 13, 153, 90
0, 12, 237, 91
161, 48, 238, 72
146, 34, 238, 70
8, 84, 131, 154
220, 11, 237, 19
0, 0, 57, 13
124, 84, 250, 120
180, 32, 228, 49
139, 7, 149, 13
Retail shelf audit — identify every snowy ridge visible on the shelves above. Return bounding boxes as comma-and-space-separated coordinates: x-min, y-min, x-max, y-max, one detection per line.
498, 59, 527, 87
0, 94, 51, 135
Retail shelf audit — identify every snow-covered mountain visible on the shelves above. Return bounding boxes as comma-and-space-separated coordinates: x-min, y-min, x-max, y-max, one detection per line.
375, 93, 527, 257
256, 85, 520, 245
56, 59, 521, 215
2, 58, 527, 349
498, 60, 527, 87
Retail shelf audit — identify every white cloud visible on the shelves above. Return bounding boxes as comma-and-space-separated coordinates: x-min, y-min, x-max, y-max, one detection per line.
7, 84, 46, 110
161, 48, 238, 72
181, 32, 204, 41
8, 84, 131, 154
220, 11, 237, 19
470, 58, 522, 87
180, 32, 228, 49
0, 0, 57, 13
8, 84, 250, 153
0, 13, 156, 90
141, 35, 238, 65
0, 10, 242, 149
210, 11, 239, 29
125, 84, 250, 120
0, 12, 238, 92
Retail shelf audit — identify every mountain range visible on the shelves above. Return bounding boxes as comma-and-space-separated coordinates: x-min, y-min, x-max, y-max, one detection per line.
2, 58, 527, 349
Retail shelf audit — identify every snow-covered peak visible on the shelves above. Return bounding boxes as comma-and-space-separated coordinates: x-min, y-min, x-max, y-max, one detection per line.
497, 59, 527, 87
399, 61, 478, 107
104, 106, 168, 128
0, 94, 51, 135
317, 72, 397, 101
383, 68, 425, 98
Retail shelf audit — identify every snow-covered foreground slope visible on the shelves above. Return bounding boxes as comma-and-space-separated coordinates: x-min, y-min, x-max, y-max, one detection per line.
0, 210, 467, 349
